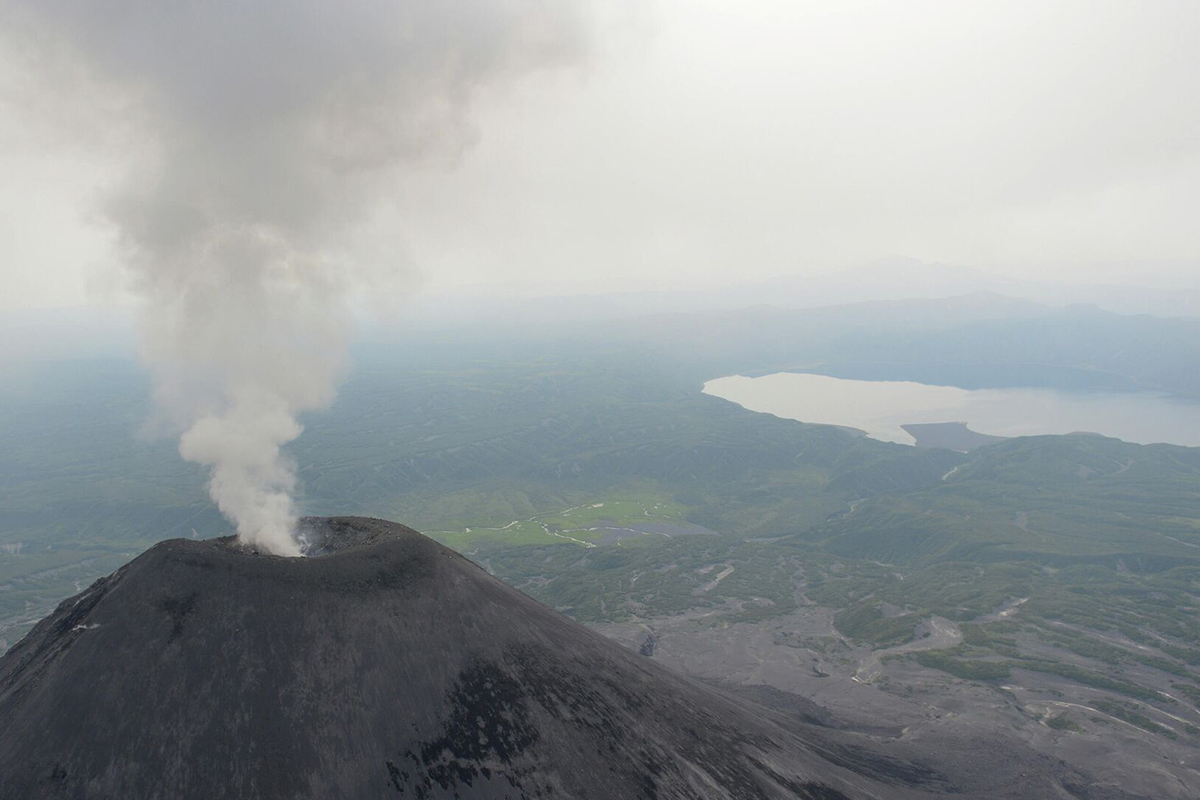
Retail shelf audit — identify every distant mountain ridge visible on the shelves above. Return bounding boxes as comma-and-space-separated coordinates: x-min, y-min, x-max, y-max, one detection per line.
394, 257, 1200, 328
610, 294, 1200, 399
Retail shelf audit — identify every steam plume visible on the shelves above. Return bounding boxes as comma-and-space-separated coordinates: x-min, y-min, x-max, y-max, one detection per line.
7, 2, 589, 554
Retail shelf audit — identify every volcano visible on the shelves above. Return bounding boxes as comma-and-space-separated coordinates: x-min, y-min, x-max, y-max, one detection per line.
0, 518, 1118, 799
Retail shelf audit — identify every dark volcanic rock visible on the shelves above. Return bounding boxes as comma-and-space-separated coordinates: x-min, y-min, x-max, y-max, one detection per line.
0, 517, 1101, 799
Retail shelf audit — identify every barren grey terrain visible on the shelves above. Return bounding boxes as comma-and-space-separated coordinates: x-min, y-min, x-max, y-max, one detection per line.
0, 518, 1150, 799
596, 599, 1200, 799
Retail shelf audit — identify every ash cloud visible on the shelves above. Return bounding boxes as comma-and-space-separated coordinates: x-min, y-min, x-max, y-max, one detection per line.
5, 1, 591, 555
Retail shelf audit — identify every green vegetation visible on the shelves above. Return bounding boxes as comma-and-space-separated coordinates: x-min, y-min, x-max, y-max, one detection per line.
959, 623, 1021, 658
1, 346, 959, 643
476, 534, 810, 623
1012, 660, 1165, 703
1090, 699, 1177, 739
834, 604, 919, 648
1172, 683, 1200, 708
424, 491, 692, 551
913, 651, 1011, 682
3, 331, 1200, 740
1045, 714, 1084, 733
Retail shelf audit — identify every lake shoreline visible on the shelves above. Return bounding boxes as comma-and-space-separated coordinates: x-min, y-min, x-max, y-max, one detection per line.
703, 372, 1200, 449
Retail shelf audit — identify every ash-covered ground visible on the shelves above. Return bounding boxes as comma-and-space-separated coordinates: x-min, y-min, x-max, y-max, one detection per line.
0, 517, 964, 799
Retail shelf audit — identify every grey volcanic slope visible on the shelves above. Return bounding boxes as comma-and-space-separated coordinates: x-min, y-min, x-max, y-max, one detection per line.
0, 518, 1113, 800
0, 517, 934, 800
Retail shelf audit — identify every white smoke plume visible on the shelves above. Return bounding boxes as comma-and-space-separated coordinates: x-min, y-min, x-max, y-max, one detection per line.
4, 2, 591, 555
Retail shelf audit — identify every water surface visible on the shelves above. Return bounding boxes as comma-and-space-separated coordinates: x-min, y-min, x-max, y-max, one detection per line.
703, 373, 1200, 448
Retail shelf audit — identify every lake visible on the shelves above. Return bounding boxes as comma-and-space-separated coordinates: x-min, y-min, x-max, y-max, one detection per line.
703, 373, 1200, 448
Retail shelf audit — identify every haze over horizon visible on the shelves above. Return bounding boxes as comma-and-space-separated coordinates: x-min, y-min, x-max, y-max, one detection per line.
3, 1, 1199, 315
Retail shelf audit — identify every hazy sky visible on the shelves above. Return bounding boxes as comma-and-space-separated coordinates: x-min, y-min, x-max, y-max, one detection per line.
2, 0, 1198, 311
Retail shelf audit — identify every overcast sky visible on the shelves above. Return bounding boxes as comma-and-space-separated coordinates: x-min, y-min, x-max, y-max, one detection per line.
2, 0, 1198, 312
